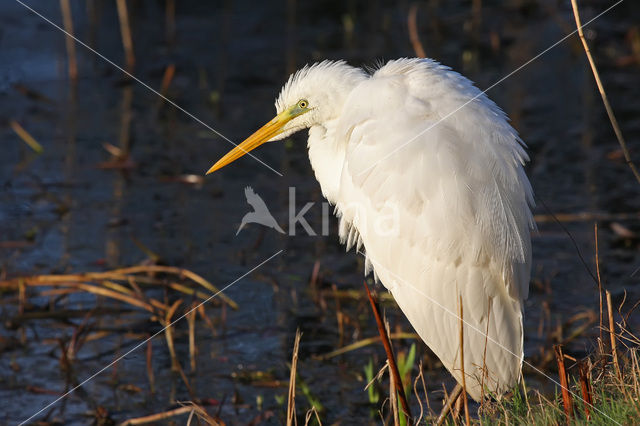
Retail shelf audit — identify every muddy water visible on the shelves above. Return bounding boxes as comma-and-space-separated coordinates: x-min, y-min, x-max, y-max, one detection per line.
1, 0, 639, 424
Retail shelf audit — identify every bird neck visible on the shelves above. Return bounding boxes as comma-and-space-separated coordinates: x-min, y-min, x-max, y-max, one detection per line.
307, 120, 345, 204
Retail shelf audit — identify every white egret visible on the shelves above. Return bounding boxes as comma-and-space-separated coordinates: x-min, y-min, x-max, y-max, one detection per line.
206, 58, 534, 401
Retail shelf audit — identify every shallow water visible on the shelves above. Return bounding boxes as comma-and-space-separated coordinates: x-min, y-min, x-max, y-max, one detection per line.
1, 0, 640, 424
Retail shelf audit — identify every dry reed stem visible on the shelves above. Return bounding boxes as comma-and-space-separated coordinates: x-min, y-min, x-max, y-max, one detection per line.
197, 304, 217, 335
316, 332, 418, 360
287, 329, 302, 426
160, 64, 176, 96
570, 0, 640, 186
308, 261, 321, 306
632, 350, 640, 387
59, 0, 77, 81
578, 361, 593, 420
116, 0, 135, 71
521, 378, 532, 419
179, 401, 222, 425
163, 299, 195, 398
595, 223, 604, 344
186, 410, 195, 426
309, 260, 320, 288
102, 279, 135, 295
606, 324, 640, 417
166, 282, 211, 301
10, 120, 43, 153
323, 288, 395, 302
120, 406, 197, 425
436, 383, 463, 426
364, 281, 412, 421
553, 345, 573, 420
440, 383, 449, 420
458, 295, 470, 425
0, 265, 238, 309
631, 350, 640, 402
408, 3, 426, 58
51, 281, 157, 312
606, 290, 621, 380
418, 361, 432, 417
454, 395, 463, 421
480, 296, 492, 407
131, 265, 237, 309
304, 406, 322, 426
413, 366, 425, 424
389, 361, 400, 426
18, 278, 25, 315
364, 362, 388, 395
187, 304, 197, 372
164, 299, 183, 371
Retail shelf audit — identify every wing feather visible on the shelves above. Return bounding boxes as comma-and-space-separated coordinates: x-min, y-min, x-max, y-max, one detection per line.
334, 58, 534, 400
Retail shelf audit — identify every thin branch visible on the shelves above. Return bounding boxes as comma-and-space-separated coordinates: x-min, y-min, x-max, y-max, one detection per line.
554, 345, 573, 420
59, 0, 77, 81
120, 406, 196, 425
408, 3, 426, 58
116, 0, 135, 71
480, 296, 492, 407
364, 281, 412, 421
287, 329, 302, 426
578, 361, 593, 421
436, 383, 463, 426
570, 0, 640, 185
606, 290, 621, 380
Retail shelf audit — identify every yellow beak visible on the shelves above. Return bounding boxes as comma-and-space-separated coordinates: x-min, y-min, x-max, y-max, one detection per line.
206, 109, 293, 175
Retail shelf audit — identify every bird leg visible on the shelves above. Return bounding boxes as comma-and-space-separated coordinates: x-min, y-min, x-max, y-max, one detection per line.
436, 383, 463, 426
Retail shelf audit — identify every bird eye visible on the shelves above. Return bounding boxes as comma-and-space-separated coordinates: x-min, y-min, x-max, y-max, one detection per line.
298, 99, 308, 109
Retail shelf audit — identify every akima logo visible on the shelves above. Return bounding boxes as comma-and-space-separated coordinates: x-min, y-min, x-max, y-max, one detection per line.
236, 186, 285, 235
235, 186, 396, 238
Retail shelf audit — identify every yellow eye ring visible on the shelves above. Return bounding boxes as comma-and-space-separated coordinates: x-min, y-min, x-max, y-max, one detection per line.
298, 99, 308, 109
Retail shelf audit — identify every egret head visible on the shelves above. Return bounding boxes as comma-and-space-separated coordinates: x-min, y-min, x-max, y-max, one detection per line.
206, 60, 366, 174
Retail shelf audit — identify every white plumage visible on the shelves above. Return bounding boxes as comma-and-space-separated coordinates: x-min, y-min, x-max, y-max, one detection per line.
207, 58, 535, 401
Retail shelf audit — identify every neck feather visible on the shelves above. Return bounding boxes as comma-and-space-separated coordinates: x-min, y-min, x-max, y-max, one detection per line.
307, 120, 345, 204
